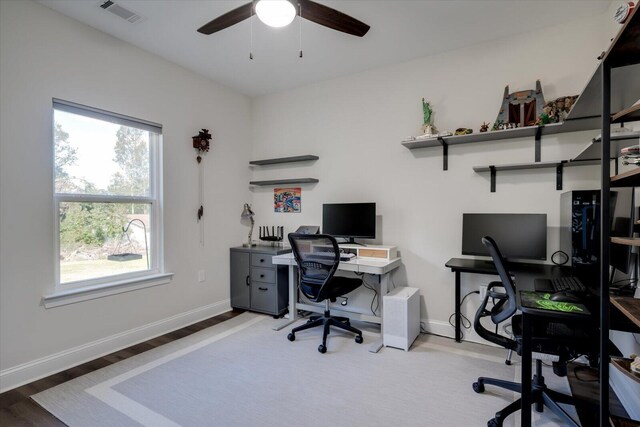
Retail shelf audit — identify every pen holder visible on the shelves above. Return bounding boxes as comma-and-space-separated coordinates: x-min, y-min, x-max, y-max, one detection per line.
259, 226, 284, 246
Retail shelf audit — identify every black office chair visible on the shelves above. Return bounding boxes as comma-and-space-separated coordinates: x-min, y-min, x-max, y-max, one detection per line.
472, 236, 595, 427
286, 233, 364, 353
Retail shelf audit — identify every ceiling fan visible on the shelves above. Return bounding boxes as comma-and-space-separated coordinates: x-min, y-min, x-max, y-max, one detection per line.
197, 0, 370, 37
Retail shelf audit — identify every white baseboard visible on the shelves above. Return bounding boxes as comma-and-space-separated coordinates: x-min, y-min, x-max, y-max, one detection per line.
0, 299, 231, 393
421, 318, 500, 347
421, 318, 455, 339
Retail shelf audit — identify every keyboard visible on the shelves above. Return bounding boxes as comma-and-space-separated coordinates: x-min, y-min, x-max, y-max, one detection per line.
534, 276, 587, 293
308, 252, 356, 262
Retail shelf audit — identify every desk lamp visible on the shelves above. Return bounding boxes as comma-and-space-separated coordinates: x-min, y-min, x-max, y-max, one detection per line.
241, 203, 256, 247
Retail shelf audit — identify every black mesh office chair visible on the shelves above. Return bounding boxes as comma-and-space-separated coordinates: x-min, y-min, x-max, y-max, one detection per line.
286, 233, 364, 353
472, 236, 596, 427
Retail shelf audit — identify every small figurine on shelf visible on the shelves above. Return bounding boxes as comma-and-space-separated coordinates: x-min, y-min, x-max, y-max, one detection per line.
492, 120, 504, 131
454, 128, 473, 136
536, 112, 552, 125
480, 122, 490, 132
421, 98, 438, 136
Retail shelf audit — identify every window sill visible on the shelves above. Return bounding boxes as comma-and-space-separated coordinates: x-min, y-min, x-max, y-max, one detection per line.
42, 273, 173, 308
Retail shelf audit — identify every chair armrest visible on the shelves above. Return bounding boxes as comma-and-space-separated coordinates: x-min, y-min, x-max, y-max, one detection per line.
487, 282, 508, 300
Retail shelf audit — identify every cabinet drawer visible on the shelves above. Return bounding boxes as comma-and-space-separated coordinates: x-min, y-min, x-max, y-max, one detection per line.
251, 253, 274, 269
251, 282, 276, 314
251, 267, 275, 284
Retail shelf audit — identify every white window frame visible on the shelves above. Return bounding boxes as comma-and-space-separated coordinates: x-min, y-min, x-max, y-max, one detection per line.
48, 99, 168, 305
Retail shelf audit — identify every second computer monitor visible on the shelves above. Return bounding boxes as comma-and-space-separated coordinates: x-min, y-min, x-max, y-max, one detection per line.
322, 203, 376, 243
462, 213, 547, 260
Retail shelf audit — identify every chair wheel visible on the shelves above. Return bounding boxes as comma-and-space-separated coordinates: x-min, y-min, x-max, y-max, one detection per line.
287, 333, 295, 341
473, 382, 485, 393
355, 335, 363, 344
487, 418, 500, 427
318, 344, 327, 353
505, 360, 511, 366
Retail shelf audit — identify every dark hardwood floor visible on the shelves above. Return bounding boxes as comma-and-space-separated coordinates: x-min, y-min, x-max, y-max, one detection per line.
0, 309, 244, 426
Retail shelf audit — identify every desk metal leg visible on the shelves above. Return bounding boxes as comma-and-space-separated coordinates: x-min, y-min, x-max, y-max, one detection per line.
273, 265, 298, 331
455, 271, 462, 342
368, 273, 389, 353
521, 312, 532, 427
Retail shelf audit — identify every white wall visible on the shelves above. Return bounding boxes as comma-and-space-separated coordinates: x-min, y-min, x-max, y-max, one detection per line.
0, 0, 634, 391
250, 11, 621, 341
0, 0, 252, 390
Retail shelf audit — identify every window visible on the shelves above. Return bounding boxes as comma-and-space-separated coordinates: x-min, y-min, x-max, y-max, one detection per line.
53, 99, 163, 290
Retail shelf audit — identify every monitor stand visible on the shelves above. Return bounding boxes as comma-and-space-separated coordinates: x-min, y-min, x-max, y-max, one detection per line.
341, 237, 367, 247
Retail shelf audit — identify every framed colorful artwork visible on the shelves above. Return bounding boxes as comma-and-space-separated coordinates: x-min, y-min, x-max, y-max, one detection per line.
274, 187, 301, 213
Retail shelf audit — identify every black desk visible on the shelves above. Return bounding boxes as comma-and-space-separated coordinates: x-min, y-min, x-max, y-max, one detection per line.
445, 257, 596, 427
518, 291, 594, 427
445, 258, 568, 342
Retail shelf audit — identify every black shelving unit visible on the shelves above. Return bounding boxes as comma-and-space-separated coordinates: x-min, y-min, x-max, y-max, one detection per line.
612, 104, 640, 124
560, 7, 640, 426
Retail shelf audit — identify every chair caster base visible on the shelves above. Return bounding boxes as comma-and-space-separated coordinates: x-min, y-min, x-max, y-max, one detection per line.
318, 344, 327, 353
287, 333, 295, 341
355, 335, 363, 344
473, 381, 485, 393
487, 418, 500, 427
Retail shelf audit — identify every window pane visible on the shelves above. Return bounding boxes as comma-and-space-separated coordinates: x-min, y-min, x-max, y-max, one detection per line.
59, 202, 152, 284
54, 109, 151, 196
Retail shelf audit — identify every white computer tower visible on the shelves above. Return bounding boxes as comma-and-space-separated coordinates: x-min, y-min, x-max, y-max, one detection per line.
383, 287, 420, 351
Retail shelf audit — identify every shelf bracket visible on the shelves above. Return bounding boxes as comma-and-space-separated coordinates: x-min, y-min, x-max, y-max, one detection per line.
490, 166, 496, 192
438, 137, 448, 171
534, 126, 542, 162
556, 162, 565, 190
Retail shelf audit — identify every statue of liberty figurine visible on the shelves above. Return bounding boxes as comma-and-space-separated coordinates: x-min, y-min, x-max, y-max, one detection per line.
422, 98, 437, 136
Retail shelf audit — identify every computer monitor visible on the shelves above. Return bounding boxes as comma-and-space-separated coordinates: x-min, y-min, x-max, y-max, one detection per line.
322, 203, 376, 243
462, 213, 547, 260
610, 188, 635, 274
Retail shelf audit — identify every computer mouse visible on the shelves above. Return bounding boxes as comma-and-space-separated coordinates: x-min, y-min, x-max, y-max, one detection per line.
550, 291, 582, 303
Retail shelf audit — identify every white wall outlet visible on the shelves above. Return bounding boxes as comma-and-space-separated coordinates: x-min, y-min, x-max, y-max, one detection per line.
198, 270, 205, 283
479, 284, 488, 300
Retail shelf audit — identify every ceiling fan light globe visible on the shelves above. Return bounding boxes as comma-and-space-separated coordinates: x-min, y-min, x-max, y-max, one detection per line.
255, 0, 296, 28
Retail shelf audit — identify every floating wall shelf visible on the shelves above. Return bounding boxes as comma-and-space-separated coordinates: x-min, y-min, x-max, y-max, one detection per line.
249, 178, 319, 186
473, 159, 600, 192
249, 155, 319, 187
401, 118, 600, 170
249, 155, 319, 166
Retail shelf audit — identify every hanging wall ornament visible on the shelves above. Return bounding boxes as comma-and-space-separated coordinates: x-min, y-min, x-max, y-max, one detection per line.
192, 128, 212, 246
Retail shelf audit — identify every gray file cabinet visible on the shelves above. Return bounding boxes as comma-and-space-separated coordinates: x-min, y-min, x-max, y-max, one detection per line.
230, 246, 290, 317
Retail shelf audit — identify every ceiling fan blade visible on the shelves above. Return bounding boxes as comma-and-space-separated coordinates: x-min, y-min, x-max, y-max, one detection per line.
298, 0, 370, 37
197, 2, 253, 35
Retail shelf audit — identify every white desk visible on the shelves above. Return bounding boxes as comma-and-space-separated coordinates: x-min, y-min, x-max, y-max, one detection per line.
271, 252, 402, 353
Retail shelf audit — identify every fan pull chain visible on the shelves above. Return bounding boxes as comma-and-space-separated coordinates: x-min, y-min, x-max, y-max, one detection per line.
298, 2, 303, 58
250, 5, 254, 60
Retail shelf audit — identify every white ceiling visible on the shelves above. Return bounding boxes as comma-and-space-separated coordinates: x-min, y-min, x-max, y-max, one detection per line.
38, 0, 611, 97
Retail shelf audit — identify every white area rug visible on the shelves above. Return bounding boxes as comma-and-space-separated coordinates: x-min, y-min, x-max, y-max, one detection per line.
33, 312, 574, 426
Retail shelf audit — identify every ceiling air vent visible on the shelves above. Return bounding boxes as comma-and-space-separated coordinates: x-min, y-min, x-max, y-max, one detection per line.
99, 1, 143, 24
